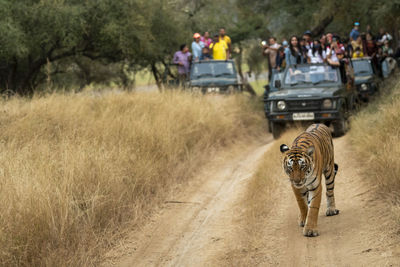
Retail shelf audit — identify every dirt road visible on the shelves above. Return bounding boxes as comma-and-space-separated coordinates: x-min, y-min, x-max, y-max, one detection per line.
106, 135, 400, 266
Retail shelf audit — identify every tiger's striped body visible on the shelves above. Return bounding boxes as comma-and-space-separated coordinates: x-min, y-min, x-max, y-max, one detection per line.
280, 124, 339, 237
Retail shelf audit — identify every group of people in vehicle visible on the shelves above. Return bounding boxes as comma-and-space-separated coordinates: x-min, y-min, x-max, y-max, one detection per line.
262, 22, 397, 78
172, 28, 232, 82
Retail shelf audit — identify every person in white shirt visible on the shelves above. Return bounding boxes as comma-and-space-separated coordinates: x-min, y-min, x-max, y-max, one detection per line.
326, 37, 345, 63
307, 40, 326, 63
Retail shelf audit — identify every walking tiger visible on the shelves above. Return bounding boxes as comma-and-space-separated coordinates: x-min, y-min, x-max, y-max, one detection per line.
280, 124, 339, 237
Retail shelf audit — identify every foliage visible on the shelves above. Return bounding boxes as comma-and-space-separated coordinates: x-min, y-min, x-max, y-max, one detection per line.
0, 0, 398, 93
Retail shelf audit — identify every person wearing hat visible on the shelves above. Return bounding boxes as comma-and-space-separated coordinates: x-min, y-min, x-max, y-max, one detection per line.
191, 33, 205, 62
349, 22, 360, 41
302, 30, 313, 50
210, 33, 229, 60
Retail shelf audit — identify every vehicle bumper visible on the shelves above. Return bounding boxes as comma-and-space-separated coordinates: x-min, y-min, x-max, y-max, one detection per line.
266, 110, 342, 123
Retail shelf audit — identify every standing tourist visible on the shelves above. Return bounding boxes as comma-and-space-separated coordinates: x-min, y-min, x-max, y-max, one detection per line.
210, 33, 229, 60
219, 28, 232, 59
307, 40, 326, 63
263, 37, 281, 76
200, 32, 213, 48
303, 30, 313, 50
173, 44, 191, 87
349, 22, 360, 41
191, 33, 205, 62
285, 36, 303, 66
276, 47, 286, 71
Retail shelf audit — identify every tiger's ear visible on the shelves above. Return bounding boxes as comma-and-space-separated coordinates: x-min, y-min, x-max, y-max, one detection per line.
280, 144, 290, 153
307, 146, 315, 156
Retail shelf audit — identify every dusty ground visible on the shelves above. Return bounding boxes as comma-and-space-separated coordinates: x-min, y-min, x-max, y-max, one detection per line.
105, 135, 400, 266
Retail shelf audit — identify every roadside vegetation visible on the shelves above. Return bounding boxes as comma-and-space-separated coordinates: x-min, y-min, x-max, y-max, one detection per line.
0, 90, 266, 266
349, 75, 400, 220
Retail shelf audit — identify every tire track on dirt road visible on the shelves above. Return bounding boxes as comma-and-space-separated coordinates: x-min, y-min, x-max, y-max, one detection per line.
104, 136, 274, 266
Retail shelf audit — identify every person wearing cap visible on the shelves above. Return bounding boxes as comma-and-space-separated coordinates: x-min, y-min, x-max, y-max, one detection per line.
302, 30, 313, 50
191, 33, 205, 62
210, 33, 229, 60
349, 22, 360, 41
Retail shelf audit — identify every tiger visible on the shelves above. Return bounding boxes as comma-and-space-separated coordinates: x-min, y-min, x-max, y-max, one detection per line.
280, 123, 339, 237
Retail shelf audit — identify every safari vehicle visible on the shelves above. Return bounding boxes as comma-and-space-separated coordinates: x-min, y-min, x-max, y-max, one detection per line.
351, 57, 380, 101
264, 63, 357, 139
189, 60, 242, 93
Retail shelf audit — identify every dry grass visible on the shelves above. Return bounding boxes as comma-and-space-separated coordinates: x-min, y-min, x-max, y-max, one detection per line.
349, 75, 400, 216
223, 129, 301, 266
0, 90, 265, 266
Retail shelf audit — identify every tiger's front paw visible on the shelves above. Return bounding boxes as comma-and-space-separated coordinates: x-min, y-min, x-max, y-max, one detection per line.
298, 214, 307, 227
303, 227, 319, 237
326, 208, 339, 216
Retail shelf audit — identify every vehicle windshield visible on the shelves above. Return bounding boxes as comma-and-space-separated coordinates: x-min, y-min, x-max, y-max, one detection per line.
191, 62, 236, 79
352, 60, 373, 75
283, 65, 339, 87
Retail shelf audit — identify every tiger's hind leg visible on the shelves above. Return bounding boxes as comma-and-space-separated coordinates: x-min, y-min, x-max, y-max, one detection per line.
324, 163, 339, 216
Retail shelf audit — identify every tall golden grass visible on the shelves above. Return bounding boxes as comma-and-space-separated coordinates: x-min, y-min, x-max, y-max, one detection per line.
0, 90, 266, 266
349, 75, 400, 207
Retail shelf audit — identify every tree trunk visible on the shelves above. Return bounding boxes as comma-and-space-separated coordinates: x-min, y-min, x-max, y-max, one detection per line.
311, 15, 334, 37
151, 63, 163, 92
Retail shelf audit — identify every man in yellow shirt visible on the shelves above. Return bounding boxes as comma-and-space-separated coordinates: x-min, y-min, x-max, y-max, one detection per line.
210, 33, 228, 60
219, 28, 231, 59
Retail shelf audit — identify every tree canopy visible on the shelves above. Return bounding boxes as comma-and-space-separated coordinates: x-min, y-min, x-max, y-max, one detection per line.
0, 0, 398, 94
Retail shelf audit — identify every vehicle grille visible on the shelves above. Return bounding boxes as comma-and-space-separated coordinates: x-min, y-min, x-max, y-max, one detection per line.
287, 99, 321, 111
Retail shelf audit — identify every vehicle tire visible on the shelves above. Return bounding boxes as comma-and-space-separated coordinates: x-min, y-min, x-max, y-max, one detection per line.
332, 117, 348, 137
271, 122, 284, 139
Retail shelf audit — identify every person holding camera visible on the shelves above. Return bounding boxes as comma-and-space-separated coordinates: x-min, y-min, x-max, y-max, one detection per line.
263, 37, 281, 77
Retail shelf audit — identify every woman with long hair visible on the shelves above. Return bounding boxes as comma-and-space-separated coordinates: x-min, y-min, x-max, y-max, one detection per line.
285, 36, 303, 66
307, 40, 326, 63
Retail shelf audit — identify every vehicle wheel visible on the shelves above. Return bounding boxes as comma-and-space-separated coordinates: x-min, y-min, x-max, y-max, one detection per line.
271, 122, 284, 139
332, 117, 348, 137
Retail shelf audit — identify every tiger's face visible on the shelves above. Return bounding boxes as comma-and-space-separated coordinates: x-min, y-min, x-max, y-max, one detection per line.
280, 144, 314, 188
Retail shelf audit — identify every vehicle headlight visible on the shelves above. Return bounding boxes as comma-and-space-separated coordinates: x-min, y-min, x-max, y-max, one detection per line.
361, 83, 368, 91
322, 99, 333, 109
277, 100, 286, 111
191, 86, 200, 92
